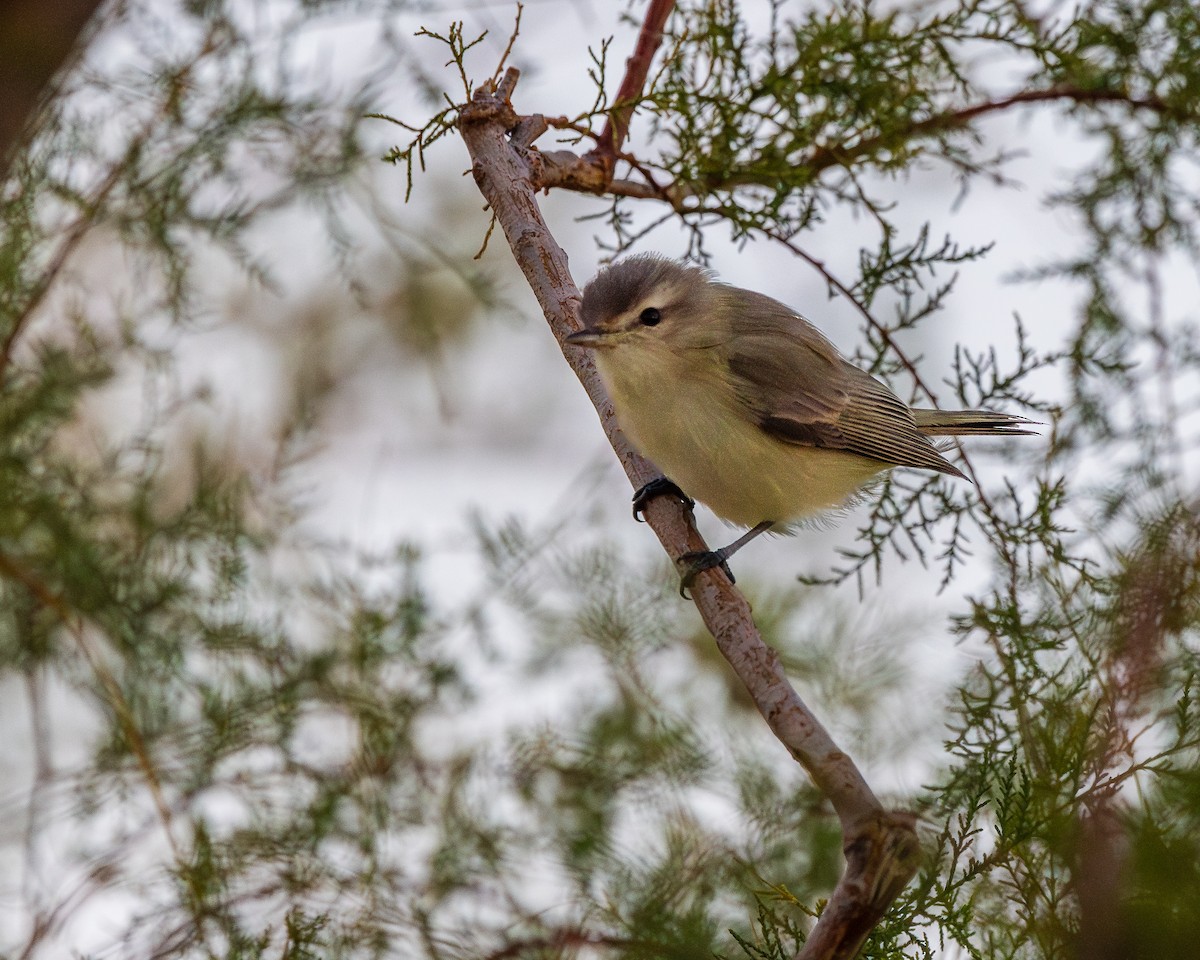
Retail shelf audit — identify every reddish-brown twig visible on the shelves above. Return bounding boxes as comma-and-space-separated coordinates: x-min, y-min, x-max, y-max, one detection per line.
590, 0, 675, 174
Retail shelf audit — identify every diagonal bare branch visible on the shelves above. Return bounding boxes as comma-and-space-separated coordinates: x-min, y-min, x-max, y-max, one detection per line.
456, 67, 920, 960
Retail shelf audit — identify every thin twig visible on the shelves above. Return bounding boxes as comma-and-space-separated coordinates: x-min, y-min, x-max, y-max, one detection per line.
22, 667, 53, 907
542, 82, 1183, 207
804, 84, 1177, 176
591, 0, 675, 170
0, 551, 181, 860
487, 2, 523, 89
0, 203, 97, 379
0, 68, 188, 380
543, 114, 602, 142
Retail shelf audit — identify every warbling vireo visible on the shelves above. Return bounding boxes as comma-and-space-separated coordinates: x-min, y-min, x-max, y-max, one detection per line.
566, 255, 1035, 590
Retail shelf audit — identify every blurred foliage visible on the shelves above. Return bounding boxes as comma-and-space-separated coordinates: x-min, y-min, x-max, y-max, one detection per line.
1, 0, 1199, 959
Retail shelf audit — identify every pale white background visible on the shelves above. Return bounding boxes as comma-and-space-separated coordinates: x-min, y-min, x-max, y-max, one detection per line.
6, 0, 1193, 954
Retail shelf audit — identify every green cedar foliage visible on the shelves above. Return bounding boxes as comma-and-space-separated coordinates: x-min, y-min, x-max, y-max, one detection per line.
1, 1, 1198, 958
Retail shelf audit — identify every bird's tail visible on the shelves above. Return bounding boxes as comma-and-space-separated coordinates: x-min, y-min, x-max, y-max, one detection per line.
912, 408, 1038, 437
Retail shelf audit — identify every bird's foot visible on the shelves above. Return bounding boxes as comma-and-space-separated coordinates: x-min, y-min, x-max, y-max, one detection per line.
632, 477, 694, 522
676, 549, 735, 599
674, 521, 775, 598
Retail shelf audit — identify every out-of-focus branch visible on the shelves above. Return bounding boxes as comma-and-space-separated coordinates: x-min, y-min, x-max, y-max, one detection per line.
588, 0, 675, 178
0, 112, 148, 380
0, 550, 179, 858
1074, 507, 1199, 959
0, 0, 103, 172
457, 67, 920, 960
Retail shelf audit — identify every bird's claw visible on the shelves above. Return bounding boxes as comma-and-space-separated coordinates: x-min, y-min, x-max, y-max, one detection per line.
632, 477, 694, 522
630, 479, 725, 597
676, 549, 735, 599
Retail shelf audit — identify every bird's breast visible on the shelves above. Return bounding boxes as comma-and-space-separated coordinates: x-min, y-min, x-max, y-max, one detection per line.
594, 347, 886, 527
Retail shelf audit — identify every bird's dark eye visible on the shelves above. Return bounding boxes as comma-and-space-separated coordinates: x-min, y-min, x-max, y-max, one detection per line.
639, 307, 662, 326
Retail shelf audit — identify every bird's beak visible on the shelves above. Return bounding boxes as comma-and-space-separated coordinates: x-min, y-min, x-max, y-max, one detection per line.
565, 327, 609, 348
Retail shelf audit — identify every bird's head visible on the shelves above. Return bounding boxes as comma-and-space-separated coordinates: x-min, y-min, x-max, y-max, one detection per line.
567, 255, 729, 355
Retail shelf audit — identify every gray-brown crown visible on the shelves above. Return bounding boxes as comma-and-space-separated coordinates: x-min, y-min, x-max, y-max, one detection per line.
580, 255, 712, 327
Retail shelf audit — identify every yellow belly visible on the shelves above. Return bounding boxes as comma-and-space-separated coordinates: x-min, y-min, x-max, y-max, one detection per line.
596, 352, 888, 527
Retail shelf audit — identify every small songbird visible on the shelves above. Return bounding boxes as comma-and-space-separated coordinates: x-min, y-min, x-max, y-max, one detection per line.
566, 255, 1035, 590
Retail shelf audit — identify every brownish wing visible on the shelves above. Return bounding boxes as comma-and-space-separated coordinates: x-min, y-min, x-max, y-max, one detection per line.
720, 291, 964, 478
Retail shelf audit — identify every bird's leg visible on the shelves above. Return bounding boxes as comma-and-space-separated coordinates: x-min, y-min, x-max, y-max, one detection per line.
677, 521, 775, 598
632, 477, 694, 522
